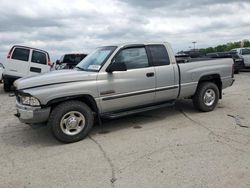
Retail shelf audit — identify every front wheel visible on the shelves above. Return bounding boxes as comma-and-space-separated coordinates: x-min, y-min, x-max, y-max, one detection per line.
192, 82, 219, 112
48, 100, 94, 143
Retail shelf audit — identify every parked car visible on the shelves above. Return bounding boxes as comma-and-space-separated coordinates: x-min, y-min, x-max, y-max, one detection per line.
182, 50, 205, 58
56, 53, 87, 70
206, 52, 244, 73
206, 52, 220, 58
0, 63, 4, 83
175, 53, 191, 63
228, 51, 244, 73
230, 48, 250, 68
206, 52, 232, 58
2, 45, 51, 91
14, 42, 234, 143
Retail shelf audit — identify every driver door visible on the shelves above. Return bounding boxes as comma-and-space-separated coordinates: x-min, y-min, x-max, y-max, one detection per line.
97, 46, 156, 113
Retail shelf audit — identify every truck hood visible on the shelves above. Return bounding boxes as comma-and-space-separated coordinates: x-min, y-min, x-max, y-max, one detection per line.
14, 70, 97, 90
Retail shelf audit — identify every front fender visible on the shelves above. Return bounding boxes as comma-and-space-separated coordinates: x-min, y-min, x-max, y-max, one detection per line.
21, 80, 98, 105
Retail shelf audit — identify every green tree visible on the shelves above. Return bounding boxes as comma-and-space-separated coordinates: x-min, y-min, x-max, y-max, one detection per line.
205, 47, 215, 53
197, 40, 250, 53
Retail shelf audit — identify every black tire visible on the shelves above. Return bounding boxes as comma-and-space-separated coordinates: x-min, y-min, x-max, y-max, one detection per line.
3, 78, 11, 92
48, 100, 94, 143
192, 82, 219, 112
234, 70, 239, 74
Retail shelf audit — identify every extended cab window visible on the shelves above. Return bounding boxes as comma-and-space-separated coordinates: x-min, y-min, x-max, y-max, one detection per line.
31, 50, 47, 65
114, 47, 149, 70
11, 48, 30, 62
148, 45, 170, 66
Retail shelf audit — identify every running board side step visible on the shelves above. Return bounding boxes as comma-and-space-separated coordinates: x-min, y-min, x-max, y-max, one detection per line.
101, 101, 175, 119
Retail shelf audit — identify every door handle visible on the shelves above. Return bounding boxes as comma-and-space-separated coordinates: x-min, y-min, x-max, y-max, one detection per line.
146, 72, 154, 77
30, 67, 41, 73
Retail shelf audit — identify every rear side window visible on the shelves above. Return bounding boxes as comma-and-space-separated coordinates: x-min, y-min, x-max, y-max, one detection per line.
148, 45, 170, 66
11, 48, 30, 62
114, 47, 149, 70
31, 50, 47, 65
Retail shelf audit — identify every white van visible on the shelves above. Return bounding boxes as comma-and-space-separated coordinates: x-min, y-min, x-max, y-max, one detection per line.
3, 45, 51, 91
230, 48, 250, 68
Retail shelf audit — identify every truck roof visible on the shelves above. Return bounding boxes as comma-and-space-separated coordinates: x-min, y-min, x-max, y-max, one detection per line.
101, 42, 171, 48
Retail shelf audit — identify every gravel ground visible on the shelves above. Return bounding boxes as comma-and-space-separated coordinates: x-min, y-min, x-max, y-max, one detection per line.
0, 72, 250, 188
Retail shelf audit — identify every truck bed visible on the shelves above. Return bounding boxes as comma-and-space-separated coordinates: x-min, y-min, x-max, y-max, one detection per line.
188, 57, 232, 62
178, 58, 234, 98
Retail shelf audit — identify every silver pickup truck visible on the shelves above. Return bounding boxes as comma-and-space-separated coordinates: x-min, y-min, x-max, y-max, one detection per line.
14, 42, 234, 143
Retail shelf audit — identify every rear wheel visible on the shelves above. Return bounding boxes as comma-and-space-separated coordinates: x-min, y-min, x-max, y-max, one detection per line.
3, 78, 11, 92
193, 82, 219, 112
48, 100, 94, 143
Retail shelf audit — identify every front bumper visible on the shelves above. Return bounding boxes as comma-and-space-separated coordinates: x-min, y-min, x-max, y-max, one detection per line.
244, 59, 250, 68
16, 101, 51, 124
233, 60, 245, 70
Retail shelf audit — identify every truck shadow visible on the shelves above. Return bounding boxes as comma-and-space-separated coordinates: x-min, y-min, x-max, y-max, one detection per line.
2, 99, 197, 147
1, 123, 60, 147
91, 99, 196, 135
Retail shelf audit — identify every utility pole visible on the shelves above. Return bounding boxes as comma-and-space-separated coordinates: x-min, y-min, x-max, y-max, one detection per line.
192, 41, 197, 51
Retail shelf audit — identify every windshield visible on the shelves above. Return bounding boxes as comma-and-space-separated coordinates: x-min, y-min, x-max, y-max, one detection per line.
241, 49, 250, 55
76, 46, 117, 72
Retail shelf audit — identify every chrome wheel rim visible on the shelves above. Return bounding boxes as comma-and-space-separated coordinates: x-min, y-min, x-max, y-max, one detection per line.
60, 111, 86, 136
203, 89, 216, 106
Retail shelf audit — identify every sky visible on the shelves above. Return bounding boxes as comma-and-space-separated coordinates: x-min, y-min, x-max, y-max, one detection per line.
0, 0, 250, 63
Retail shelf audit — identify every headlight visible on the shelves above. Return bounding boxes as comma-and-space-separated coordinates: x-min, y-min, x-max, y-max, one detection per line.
19, 95, 40, 106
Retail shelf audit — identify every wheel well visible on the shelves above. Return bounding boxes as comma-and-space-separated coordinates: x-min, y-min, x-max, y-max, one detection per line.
46, 95, 99, 114
197, 74, 222, 99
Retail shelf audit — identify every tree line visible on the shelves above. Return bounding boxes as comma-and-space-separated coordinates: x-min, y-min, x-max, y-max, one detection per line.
199, 40, 250, 53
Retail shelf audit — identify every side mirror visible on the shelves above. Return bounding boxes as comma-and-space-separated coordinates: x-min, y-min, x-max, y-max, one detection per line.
106, 62, 127, 73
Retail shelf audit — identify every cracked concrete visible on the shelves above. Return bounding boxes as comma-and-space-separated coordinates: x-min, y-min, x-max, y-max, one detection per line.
0, 72, 250, 187
88, 135, 116, 187
178, 107, 250, 156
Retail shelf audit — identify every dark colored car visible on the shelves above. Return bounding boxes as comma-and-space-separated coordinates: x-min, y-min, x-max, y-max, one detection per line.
56, 53, 87, 69
175, 53, 191, 63
228, 51, 244, 73
206, 52, 231, 58
206, 52, 220, 58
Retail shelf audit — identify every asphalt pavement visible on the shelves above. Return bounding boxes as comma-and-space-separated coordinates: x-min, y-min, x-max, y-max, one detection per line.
0, 72, 250, 188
